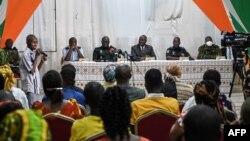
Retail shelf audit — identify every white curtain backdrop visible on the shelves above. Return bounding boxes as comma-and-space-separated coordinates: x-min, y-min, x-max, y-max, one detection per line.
13, 0, 221, 73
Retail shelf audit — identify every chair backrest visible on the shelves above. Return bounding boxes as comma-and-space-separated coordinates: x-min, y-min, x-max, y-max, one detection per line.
85, 131, 107, 141
43, 113, 75, 141
135, 109, 178, 141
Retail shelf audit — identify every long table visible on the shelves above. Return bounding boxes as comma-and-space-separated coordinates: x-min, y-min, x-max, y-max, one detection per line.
71, 60, 233, 93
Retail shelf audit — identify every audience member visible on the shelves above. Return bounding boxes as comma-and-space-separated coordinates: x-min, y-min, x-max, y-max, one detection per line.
60, 64, 86, 106
0, 100, 23, 120
0, 109, 51, 140
19, 34, 47, 106
203, 69, 236, 112
0, 65, 15, 90
32, 70, 83, 119
170, 80, 236, 141
161, 65, 193, 105
183, 105, 221, 141
197, 36, 221, 59
93, 36, 117, 62
130, 68, 180, 125
61, 64, 85, 94
62, 37, 84, 62
166, 37, 192, 60
240, 97, 250, 125
0, 73, 29, 109
4, 38, 20, 77
115, 64, 145, 102
131, 35, 156, 61
102, 64, 116, 88
0, 89, 15, 102
0, 90, 22, 120
243, 74, 250, 98
100, 86, 149, 141
70, 81, 105, 141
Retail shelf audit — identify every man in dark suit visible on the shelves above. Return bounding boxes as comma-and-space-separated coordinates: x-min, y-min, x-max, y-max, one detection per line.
131, 35, 156, 61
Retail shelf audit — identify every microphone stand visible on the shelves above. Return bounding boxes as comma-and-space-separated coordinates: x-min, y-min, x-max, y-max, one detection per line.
130, 58, 135, 86
125, 51, 135, 86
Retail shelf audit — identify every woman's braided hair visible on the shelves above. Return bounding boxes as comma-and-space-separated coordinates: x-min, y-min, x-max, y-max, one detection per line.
100, 86, 131, 140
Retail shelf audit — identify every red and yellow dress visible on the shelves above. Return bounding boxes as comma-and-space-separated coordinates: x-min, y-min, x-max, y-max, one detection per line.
32, 99, 83, 119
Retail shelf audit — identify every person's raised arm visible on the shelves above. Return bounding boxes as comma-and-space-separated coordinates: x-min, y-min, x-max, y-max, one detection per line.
38, 55, 47, 70
77, 47, 84, 59
64, 45, 75, 61
31, 48, 42, 74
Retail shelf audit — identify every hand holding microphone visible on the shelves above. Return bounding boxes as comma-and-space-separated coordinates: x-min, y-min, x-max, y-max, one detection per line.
36, 48, 48, 56
41, 52, 48, 57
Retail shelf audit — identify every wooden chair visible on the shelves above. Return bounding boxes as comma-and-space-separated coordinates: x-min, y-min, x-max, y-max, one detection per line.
135, 109, 178, 141
85, 131, 107, 141
43, 113, 75, 141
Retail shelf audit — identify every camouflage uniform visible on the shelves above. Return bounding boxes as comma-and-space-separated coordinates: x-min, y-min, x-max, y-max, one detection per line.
4, 47, 20, 77
0, 48, 8, 66
197, 44, 221, 59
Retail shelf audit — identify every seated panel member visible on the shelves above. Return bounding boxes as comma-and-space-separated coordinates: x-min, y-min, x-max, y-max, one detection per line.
166, 37, 192, 60
93, 36, 117, 62
63, 37, 84, 61
131, 35, 156, 61
4, 39, 20, 77
197, 36, 221, 59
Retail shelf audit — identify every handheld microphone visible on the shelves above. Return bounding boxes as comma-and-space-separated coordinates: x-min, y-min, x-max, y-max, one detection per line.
41, 52, 48, 57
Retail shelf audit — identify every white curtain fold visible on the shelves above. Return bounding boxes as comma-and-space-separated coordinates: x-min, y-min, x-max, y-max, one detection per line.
14, 0, 221, 72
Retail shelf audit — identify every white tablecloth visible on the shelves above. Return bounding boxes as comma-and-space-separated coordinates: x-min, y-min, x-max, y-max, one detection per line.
70, 60, 233, 93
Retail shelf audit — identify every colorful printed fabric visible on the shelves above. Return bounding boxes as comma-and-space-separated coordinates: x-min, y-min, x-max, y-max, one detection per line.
32, 99, 83, 119
0, 109, 50, 141
0, 64, 15, 90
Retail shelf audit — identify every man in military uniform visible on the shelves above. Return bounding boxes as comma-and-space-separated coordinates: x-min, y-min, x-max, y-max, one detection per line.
0, 40, 15, 90
197, 36, 221, 59
62, 37, 84, 62
166, 37, 192, 60
93, 36, 117, 62
3, 39, 20, 77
